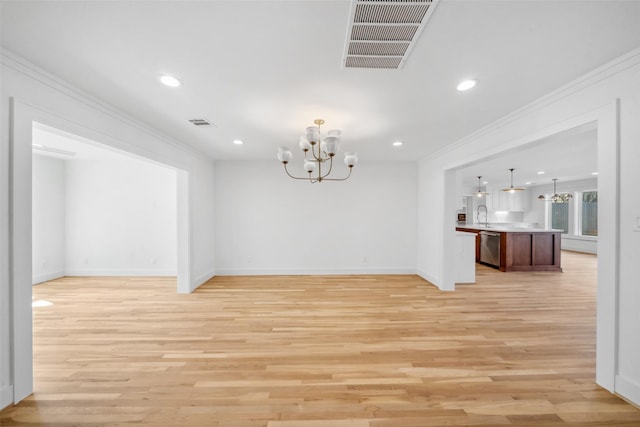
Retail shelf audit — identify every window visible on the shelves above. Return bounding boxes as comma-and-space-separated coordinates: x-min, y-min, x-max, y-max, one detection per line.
551, 202, 569, 234
581, 191, 598, 236
544, 186, 598, 238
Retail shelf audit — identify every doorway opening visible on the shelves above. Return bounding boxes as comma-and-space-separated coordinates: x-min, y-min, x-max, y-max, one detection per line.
442, 100, 619, 392
32, 122, 180, 287
9, 99, 193, 403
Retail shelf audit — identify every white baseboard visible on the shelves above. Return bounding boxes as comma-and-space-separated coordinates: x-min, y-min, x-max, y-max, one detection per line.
215, 267, 416, 276
64, 269, 177, 276
616, 374, 640, 407
561, 236, 597, 254
191, 269, 216, 292
416, 269, 441, 289
32, 270, 64, 285
1, 385, 14, 410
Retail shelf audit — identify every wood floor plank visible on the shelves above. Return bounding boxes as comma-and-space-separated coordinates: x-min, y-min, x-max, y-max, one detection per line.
2, 251, 640, 425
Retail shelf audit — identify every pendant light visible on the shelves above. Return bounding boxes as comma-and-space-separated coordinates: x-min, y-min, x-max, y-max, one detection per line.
475, 176, 490, 197
501, 168, 525, 193
538, 178, 573, 203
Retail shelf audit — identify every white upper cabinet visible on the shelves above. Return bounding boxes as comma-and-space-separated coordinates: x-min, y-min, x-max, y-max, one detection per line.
488, 189, 529, 212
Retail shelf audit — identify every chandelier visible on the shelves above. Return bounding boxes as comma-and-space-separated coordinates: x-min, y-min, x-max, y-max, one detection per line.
277, 119, 358, 183
538, 178, 573, 203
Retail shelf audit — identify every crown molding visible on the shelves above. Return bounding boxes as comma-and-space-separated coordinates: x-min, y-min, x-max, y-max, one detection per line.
422, 47, 640, 162
1, 48, 211, 160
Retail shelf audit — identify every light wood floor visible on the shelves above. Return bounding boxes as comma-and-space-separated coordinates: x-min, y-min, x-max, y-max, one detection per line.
2, 251, 640, 426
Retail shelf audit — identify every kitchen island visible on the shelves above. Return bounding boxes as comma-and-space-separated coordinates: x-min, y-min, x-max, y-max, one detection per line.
456, 225, 562, 272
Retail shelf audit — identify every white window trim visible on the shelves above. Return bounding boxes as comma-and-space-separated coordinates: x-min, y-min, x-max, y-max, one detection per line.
576, 189, 598, 238
545, 189, 598, 239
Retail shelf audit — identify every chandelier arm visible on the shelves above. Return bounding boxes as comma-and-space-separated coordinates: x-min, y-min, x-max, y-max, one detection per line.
283, 163, 313, 181
309, 142, 322, 162
321, 167, 353, 182
310, 147, 319, 161
321, 156, 334, 178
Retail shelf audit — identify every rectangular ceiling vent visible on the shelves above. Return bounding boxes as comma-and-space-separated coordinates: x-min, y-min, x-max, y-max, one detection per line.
189, 119, 213, 126
343, 0, 439, 70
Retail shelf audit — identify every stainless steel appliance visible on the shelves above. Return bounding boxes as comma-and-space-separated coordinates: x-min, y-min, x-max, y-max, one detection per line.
480, 231, 500, 268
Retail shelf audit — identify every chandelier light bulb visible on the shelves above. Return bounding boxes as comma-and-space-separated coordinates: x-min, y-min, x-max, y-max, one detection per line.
306, 126, 319, 145
299, 136, 311, 152
277, 147, 293, 164
344, 152, 358, 168
322, 136, 340, 156
304, 160, 317, 174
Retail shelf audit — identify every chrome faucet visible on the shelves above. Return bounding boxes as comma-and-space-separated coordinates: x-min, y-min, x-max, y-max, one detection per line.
477, 204, 489, 227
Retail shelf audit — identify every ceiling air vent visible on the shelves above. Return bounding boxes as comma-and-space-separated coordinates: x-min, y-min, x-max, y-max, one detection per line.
343, 0, 439, 70
189, 119, 213, 126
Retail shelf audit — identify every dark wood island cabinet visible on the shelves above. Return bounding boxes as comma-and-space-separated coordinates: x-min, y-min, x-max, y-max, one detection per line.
456, 226, 562, 272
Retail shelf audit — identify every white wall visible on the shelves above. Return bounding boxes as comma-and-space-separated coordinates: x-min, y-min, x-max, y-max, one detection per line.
32, 147, 178, 281
64, 151, 177, 276
1, 50, 216, 406
32, 154, 66, 284
525, 177, 598, 254
214, 160, 417, 275
417, 50, 640, 405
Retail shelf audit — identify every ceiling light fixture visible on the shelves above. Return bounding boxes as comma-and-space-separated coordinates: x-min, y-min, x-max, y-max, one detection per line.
592, 171, 599, 175
537, 171, 545, 175
392, 141, 403, 147
475, 176, 490, 197
457, 79, 477, 91
277, 119, 358, 183
538, 178, 573, 203
160, 75, 180, 87
502, 168, 525, 193
233, 139, 244, 145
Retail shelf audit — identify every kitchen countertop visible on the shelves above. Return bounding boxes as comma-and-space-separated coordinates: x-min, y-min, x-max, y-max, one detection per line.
456, 225, 564, 233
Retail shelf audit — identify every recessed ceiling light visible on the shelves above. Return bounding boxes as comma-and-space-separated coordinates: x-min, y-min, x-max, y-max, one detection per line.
392, 141, 403, 147
537, 171, 545, 175
482, 181, 488, 185
456, 79, 477, 91
233, 139, 244, 145
592, 171, 599, 175
160, 75, 180, 87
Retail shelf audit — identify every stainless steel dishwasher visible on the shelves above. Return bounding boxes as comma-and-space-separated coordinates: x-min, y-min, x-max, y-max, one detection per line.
480, 231, 500, 268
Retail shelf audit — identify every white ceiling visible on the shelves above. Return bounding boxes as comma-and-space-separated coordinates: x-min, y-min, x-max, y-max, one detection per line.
3, 0, 640, 167
457, 122, 598, 193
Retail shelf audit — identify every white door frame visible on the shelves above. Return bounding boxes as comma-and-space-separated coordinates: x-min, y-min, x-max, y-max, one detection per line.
9, 98, 191, 402
441, 100, 619, 391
